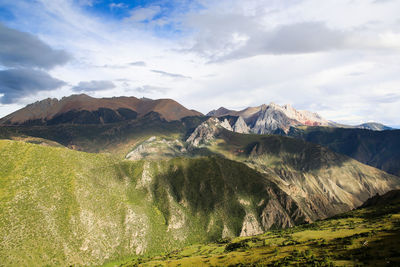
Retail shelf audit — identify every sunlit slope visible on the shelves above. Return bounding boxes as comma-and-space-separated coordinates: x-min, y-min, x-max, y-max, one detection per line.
197, 129, 400, 220
117, 190, 400, 266
0, 140, 306, 266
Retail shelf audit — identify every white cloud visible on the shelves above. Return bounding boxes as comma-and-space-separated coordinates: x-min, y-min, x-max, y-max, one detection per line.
72, 80, 115, 92
109, 3, 126, 9
0, 0, 400, 126
127, 6, 161, 22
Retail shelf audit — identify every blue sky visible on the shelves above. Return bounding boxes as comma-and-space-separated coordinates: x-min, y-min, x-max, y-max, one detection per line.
0, 0, 400, 126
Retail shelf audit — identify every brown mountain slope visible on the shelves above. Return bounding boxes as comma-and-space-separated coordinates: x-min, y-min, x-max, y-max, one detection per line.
0, 94, 203, 125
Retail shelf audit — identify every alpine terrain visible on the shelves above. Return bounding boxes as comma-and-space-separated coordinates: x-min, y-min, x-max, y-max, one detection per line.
0, 95, 399, 266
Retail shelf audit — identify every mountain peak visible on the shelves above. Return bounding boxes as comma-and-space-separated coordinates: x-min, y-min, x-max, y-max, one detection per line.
206, 106, 234, 117
0, 94, 202, 125
206, 102, 332, 134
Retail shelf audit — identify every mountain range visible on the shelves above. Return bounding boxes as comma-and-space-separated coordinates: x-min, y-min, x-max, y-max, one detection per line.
207, 103, 392, 134
0, 94, 399, 266
0, 94, 202, 125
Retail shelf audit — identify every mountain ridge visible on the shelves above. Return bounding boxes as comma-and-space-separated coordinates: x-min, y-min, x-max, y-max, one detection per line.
0, 94, 203, 125
207, 103, 393, 133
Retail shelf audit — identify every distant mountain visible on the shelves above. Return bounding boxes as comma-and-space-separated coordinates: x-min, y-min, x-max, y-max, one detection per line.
356, 122, 393, 131
0, 94, 203, 125
207, 107, 235, 117
207, 103, 393, 133
207, 103, 334, 134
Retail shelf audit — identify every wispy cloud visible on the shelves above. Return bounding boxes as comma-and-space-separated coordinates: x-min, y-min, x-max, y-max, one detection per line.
127, 6, 161, 22
72, 80, 116, 92
129, 61, 146, 67
135, 85, 168, 93
109, 3, 127, 9
151, 70, 191, 79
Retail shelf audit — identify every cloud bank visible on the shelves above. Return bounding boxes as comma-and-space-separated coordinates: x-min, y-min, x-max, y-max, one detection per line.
0, 23, 70, 69
0, 68, 65, 104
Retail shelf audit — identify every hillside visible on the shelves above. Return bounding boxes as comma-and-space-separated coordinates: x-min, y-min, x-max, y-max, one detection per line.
0, 140, 312, 266
1, 134, 398, 266
185, 118, 400, 219
0, 94, 202, 125
0, 114, 206, 155
115, 190, 400, 266
289, 126, 400, 176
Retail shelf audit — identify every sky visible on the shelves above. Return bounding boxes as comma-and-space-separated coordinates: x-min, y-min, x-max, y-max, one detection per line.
0, 0, 400, 126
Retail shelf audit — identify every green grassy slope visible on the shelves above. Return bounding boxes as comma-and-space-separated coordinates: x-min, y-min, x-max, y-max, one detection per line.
116, 190, 400, 266
0, 140, 307, 266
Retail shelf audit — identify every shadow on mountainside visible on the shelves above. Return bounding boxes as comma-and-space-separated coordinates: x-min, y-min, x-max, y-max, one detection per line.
215, 129, 351, 172
0, 115, 207, 154
149, 157, 308, 238
289, 127, 400, 177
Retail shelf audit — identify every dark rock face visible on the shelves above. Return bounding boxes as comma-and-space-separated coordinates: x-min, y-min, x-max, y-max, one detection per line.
46, 108, 138, 125
359, 190, 400, 208
288, 127, 400, 176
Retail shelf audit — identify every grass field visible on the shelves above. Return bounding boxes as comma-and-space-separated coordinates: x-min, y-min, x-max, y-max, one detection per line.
114, 194, 400, 266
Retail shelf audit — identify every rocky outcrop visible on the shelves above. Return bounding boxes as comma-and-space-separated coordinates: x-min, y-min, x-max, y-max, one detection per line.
186, 117, 231, 147
206, 103, 393, 135
232, 116, 250, 133
251, 104, 299, 134
126, 136, 187, 160
206, 102, 333, 135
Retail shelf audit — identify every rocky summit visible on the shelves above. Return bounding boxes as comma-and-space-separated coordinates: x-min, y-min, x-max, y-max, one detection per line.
206, 103, 394, 134
207, 102, 334, 134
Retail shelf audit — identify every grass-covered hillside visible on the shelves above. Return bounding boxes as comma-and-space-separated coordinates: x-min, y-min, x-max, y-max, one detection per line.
1, 131, 399, 266
115, 190, 400, 266
0, 139, 309, 266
